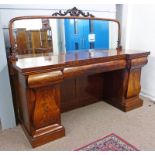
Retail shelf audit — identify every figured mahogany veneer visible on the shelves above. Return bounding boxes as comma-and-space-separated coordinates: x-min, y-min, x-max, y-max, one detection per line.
10, 49, 149, 147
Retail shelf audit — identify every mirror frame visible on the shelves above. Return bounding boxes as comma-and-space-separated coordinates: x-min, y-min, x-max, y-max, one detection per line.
8, 7, 122, 61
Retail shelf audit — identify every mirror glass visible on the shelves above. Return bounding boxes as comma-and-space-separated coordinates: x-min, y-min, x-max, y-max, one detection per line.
12, 18, 119, 55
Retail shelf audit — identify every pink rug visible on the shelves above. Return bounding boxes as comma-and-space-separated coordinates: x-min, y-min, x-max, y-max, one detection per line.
75, 133, 139, 151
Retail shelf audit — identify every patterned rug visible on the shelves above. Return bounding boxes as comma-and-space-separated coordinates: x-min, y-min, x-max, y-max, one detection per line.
75, 133, 139, 151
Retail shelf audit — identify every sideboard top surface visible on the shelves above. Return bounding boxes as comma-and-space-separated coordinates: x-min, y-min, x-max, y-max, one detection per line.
12, 49, 150, 74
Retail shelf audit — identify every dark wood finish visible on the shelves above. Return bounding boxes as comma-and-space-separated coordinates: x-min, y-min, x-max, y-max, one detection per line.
9, 49, 150, 147
103, 54, 148, 111
16, 28, 27, 54
15, 29, 53, 55
7, 11, 149, 147
13, 70, 65, 147
61, 73, 104, 112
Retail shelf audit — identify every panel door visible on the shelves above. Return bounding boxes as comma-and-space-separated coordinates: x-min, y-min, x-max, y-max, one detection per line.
64, 19, 89, 52
64, 19, 109, 52
93, 20, 109, 49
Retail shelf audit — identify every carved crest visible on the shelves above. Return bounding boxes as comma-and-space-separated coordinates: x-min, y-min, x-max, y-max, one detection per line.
52, 7, 94, 17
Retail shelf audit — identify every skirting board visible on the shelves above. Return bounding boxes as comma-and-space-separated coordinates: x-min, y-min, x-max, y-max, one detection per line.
140, 90, 155, 103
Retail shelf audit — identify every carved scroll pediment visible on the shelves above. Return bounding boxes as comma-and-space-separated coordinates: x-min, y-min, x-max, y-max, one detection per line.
52, 7, 94, 17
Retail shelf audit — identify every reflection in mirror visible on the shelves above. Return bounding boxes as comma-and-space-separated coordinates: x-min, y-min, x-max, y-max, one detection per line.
13, 18, 118, 55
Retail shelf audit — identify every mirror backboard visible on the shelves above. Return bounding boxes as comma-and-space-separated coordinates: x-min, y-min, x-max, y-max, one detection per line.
9, 9, 121, 57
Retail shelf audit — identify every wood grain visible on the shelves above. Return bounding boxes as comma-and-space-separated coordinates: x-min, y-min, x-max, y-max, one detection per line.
28, 71, 63, 88
9, 49, 150, 147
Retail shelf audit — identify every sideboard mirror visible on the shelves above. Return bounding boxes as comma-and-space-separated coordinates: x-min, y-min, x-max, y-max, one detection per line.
9, 8, 121, 59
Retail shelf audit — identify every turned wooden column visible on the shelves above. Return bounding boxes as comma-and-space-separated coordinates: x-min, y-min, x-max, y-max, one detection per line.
16, 71, 65, 147
103, 53, 149, 112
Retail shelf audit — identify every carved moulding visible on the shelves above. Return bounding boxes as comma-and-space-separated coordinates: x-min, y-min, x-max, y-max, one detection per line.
52, 7, 95, 17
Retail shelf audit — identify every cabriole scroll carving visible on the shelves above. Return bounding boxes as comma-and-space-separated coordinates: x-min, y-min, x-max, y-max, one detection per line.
52, 7, 94, 17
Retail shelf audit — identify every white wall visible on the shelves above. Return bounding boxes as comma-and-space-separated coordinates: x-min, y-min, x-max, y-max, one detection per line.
0, 4, 116, 129
0, 13, 16, 129
122, 5, 155, 101
116, 4, 129, 49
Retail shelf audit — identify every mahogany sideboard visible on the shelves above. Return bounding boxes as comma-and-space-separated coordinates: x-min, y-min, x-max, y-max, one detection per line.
10, 49, 150, 147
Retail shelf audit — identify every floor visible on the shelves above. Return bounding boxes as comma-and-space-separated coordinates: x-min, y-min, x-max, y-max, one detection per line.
0, 96, 155, 151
